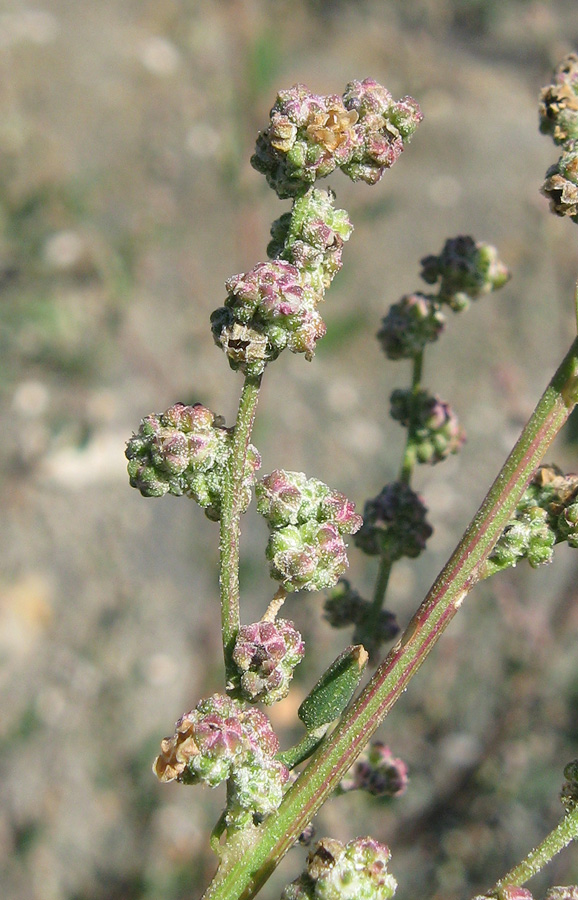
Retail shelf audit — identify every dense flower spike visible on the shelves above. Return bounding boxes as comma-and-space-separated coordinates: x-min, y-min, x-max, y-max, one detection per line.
539, 53, 578, 147
125, 402, 260, 519
390, 388, 466, 464
152, 694, 290, 821
256, 470, 362, 592
340, 742, 408, 798
354, 482, 433, 561
232, 618, 305, 704
282, 836, 397, 900
489, 465, 578, 572
541, 149, 578, 221
268, 188, 353, 293
377, 292, 445, 360
420, 236, 510, 311
251, 80, 422, 199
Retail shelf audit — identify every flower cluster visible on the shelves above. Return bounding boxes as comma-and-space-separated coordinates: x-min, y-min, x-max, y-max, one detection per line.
340, 742, 408, 798
282, 836, 397, 900
232, 617, 305, 705
125, 402, 260, 519
377, 292, 445, 360
540, 54, 578, 223
354, 482, 433, 562
323, 580, 399, 657
390, 388, 465, 465
251, 79, 422, 199
268, 188, 353, 293
419, 236, 510, 312
153, 694, 289, 822
256, 470, 362, 592
489, 465, 578, 571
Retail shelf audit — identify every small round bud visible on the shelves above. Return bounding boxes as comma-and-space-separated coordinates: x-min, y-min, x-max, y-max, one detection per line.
355, 482, 433, 561
323, 579, 366, 628
539, 53, 578, 147
340, 742, 408, 798
541, 149, 578, 221
232, 618, 305, 705
390, 388, 465, 464
420, 236, 510, 311
377, 293, 445, 360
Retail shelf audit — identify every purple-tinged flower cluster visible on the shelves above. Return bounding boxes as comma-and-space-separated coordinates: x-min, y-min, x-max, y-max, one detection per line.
323, 579, 399, 657
256, 470, 362, 592
390, 388, 465, 465
539, 53, 578, 146
340, 742, 408, 798
211, 260, 326, 377
542, 149, 578, 221
354, 482, 433, 562
489, 465, 578, 572
282, 835, 397, 900
420, 236, 510, 311
251, 80, 422, 199
377, 292, 445, 360
268, 188, 353, 293
232, 618, 305, 705
153, 693, 289, 821
125, 402, 260, 519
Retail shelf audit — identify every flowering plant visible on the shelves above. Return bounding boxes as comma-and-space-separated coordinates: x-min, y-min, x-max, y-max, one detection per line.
126, 62, 578, 900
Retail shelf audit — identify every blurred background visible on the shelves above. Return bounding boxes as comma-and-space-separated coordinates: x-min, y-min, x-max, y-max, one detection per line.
2, 1, 578, 898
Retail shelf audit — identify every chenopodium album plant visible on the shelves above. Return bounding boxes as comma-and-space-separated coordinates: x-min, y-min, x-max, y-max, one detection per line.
125, 61, 578, 900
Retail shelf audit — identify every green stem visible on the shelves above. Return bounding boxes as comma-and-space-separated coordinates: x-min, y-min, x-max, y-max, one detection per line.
399, 351, 424, 485
219, 374, 262, 685
490, 805, 578, 895
203, 337, 578, 900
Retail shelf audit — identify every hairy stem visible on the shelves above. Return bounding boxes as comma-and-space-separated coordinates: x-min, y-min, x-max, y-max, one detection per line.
490, 805, 578, 895
203, 337, 578, 900
219, 374, 262, 685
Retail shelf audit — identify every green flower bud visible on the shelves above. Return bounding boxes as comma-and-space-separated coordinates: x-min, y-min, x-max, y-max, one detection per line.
269, 188, 353, 293
355, 482, 433, 561
420, 236, 510, 311
282, 836, 397, 900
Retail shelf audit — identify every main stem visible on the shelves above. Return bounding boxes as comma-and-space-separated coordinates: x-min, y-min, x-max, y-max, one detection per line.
219, 374, 261, 685
204, 337, 578, 900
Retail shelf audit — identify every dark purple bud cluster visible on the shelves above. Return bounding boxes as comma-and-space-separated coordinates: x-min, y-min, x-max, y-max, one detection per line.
268, 188, 353, 293
251, 79, 422, 200
340, 742, 408, 798
323, 580, 399, 656
377, 292, 445, 360
354, 482, 433, 562
390, 388, 465, 464
420, 236, 510, 312
282, 835, 397, 900
232, 618, 305, 705
256, 470, 362, 592
153, 693, 289, 820
539, 54, 578, 223
125, 402, 260, 519
489, 465, 578, 572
